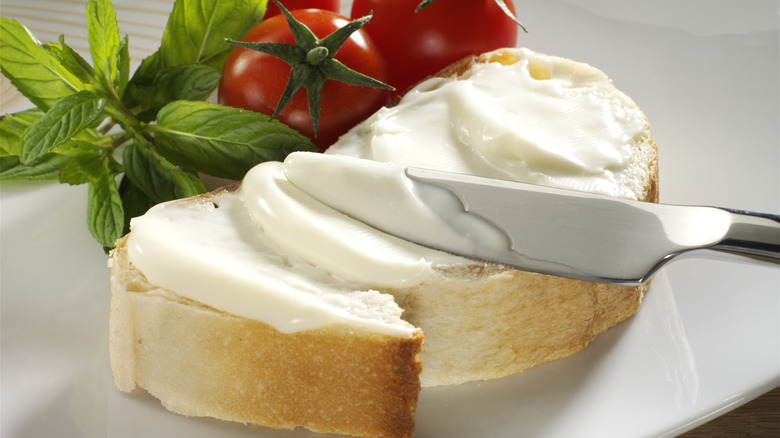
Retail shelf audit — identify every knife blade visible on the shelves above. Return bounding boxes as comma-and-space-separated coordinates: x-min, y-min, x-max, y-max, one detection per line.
283, 153, 780, 285
405, 167, 780, 284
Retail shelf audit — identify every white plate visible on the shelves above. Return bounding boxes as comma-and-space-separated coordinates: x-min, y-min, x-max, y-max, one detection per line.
1, 1, 778, 437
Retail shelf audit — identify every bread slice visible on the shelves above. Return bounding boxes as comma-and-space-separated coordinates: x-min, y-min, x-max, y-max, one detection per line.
326, 47, 659, 386
109, 186, 424, 438
108, 47, 658, 436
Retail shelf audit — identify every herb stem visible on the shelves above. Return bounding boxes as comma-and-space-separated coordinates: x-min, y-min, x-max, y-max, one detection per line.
102, 97, 142, 133
98, 120, 117, 136
111, 132, 130, 149
89, 131, 122, 147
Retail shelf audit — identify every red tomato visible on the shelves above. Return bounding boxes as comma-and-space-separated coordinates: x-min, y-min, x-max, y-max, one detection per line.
219, 9, 392, 151
351, 0, 519, 96
264, 0, 340, 19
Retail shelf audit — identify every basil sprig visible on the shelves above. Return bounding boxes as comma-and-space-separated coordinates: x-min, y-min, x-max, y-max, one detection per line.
0, 0, 317, 250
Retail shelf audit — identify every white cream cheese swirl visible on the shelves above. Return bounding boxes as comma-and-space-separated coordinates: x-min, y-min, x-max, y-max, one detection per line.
126, 48, 651, 335
329, 48, 649, 198
125, 187, 419, 336
240, 161, 467, 288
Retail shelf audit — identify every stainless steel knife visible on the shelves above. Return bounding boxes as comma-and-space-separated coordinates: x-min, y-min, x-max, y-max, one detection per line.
283, 154, 780, 285
402, 167, 780, 284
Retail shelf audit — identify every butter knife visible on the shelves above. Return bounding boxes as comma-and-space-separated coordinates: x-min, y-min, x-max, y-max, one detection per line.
284, 154, 780, 285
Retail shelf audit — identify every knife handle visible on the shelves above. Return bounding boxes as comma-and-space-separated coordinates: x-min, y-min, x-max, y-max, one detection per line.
713, 208, 780, 261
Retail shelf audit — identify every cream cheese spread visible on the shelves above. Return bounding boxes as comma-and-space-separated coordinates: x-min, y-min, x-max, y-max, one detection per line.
283, 152, 516, 262
328, 48, 648, 198
241, 160, 467, 288
126, 48, 650, 335
125, 188, 417, 336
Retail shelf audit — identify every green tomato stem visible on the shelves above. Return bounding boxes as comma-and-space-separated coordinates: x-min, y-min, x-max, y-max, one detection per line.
306, 46, 330, 65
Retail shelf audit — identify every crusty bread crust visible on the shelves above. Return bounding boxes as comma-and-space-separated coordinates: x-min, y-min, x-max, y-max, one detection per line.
110, 234, 423, 438
388, 264, 646, 386
108, 47, 658, 436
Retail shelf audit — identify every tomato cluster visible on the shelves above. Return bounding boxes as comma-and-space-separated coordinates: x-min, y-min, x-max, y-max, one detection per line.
219, 0, 520, 151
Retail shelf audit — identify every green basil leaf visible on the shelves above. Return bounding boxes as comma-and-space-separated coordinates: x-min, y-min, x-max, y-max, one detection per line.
41, 42, 63, 59
116, 35, 130, 96
58, 36, 100, 88
127, 64, 221, 122
88, 167, 124, 249
54, 139, 103, 157
122, 141, 206, 204
118, 175, 154, 236
86, 0, 120, 88
122, 52, 163, 113
158, 0, 267, 69
151, 100, 316, 180
0, 153, 71, 181
124, 52, 160, 97
72, 126, 104, 143
0, 18, 85, 111
124, 51, 158, 97
51, 128, 104, 157
0, 109, 44, 156
19, 91, 106, 163
58, 151, 109, 185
